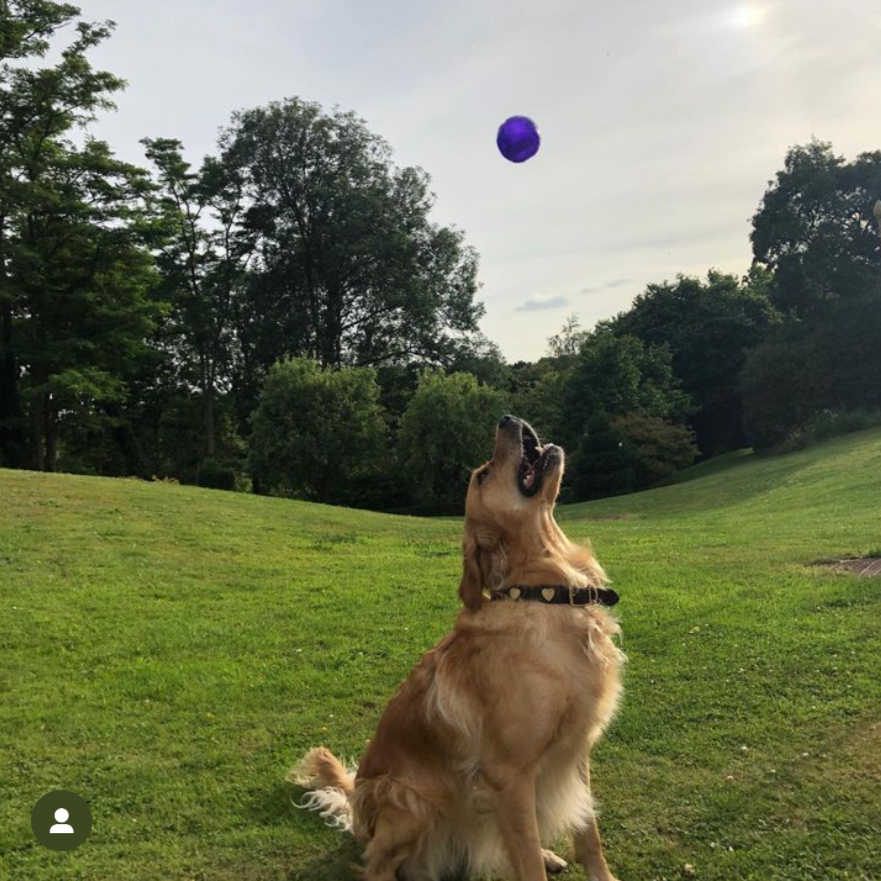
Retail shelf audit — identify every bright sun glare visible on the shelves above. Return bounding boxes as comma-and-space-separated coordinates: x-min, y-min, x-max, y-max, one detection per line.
725, 5, 768, 29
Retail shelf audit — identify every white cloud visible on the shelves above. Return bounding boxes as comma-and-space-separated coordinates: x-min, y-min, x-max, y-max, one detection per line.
516, 294, 571, 313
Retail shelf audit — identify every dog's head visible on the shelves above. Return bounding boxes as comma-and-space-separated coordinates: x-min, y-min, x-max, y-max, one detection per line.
459, 416, 605, 609
465, 414, 565, 525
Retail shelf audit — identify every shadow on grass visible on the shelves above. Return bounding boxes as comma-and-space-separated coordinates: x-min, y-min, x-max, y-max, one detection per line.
285, 841, 361, 881
250, 781, 362, 880
286, 844, 472, 881
263, 783, 472, 881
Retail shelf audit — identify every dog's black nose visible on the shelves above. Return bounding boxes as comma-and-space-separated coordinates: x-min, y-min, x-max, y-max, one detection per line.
498, 415, 516, 428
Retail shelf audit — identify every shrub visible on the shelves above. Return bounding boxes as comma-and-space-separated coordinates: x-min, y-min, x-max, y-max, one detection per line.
249, 359, 388, 506
398, 371, 508, 512
742, 291, 881, 448
196, 458, 238, 491
773, 409, 881, 454
614, 414, 698, 485
568, 413, 697, 500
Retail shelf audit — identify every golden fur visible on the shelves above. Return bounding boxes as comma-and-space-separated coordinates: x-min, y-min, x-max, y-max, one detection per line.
294, 416, 625, 881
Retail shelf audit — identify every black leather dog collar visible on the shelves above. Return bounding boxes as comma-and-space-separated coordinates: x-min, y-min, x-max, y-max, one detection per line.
490, 585, 620, 607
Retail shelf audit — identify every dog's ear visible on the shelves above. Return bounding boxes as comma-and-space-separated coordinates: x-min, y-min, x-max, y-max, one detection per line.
459, 532, 486, 611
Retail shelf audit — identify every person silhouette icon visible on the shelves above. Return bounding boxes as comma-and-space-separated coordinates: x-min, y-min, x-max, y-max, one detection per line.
32, 790, 91, 851
49, 808, 74, 834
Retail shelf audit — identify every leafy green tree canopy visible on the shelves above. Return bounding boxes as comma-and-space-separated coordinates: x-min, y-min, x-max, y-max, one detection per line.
610, 270, 778, 453
249, 358, 388, 505
751, 140, 881, 316
143, 137, 255, 459
742, 287, 881, 448
0, 2, 159, 471
398, 370, 507, 512
222, 98, 484, 372
562, 328, 690, 446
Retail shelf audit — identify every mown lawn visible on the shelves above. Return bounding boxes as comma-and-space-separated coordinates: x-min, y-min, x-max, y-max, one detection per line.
2, 429, 880, 881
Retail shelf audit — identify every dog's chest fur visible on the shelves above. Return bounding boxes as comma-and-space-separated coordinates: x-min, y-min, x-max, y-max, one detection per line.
425, 604, 624, 860
428, 603, 625, 762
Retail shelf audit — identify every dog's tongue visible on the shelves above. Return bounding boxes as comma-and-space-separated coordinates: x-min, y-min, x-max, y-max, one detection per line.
523, 469, 536, 490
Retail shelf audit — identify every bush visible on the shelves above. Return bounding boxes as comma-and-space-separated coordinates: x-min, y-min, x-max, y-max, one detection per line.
615, 414, 698, 485
398, 370, 508, 512
742, 291, 881, 448
196, 458, 238, 491
568, 413, 697, 500
610, 270, 779, 455
773, 409, 881, 454
561, 329, 690, 450
249, 359, 389, 506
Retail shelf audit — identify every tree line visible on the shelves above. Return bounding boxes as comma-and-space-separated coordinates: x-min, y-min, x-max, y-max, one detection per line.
1, 2, 879, 511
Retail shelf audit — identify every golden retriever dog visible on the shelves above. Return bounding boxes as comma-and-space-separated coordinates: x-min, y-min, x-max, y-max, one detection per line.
294, 415, 625, 881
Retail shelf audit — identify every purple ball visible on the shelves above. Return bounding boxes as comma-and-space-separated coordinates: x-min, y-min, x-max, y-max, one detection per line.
496, 115, 541, 163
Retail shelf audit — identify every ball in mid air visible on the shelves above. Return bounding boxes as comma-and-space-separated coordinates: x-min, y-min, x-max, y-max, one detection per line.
496, 115, 541, 163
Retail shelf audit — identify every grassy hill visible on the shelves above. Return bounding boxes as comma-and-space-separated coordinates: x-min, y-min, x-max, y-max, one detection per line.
2, 429, 880, 881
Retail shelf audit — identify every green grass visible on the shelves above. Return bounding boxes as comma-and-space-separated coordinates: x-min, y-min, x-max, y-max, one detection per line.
2, 429, 881, 881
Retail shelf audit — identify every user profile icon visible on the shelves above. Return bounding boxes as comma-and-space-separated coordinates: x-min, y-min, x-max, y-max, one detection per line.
32, 791, 92, 851
50, 808, 74, 834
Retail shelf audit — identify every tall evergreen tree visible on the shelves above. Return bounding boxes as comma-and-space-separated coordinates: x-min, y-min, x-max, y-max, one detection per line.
0, 2, 159, 469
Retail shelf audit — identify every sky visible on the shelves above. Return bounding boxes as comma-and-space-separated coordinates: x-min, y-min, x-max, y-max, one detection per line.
76, 0, 881, 362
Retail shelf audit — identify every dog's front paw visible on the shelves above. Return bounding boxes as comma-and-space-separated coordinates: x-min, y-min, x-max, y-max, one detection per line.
542, 849, 569, 873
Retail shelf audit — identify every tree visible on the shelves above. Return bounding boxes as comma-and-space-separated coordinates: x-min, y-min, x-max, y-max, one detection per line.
143, 137, 255, 460
546, 314, 589, 361
506, 358, 571, 447
557, 331, 693, 499
610, 271, 778, 454
222, 99, 484, 376
568, 413, 697, 500
10, 139, 158, 471
1, 2, 126, 466
446, 332, 509, 389
562, 328, 690, 449
248, 358, 388, 505
499, 316, 595, 449
0, 6, 161, 470
751, 140, 881, 317
746, 140, 881, 448
742, 287, 881, 448
398, 371, 507, 512
567, 413, 635, 500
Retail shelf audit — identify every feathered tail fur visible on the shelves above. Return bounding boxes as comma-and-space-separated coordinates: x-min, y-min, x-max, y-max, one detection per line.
288, 747, 357, 832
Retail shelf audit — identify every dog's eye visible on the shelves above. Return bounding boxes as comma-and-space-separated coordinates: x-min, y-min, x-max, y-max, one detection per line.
477, 469, 490, 484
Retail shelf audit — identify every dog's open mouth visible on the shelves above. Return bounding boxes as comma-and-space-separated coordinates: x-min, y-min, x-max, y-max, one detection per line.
517, 422, 559, 497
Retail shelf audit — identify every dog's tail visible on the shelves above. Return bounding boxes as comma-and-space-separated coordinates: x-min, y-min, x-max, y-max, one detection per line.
288, 747, 356, 832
